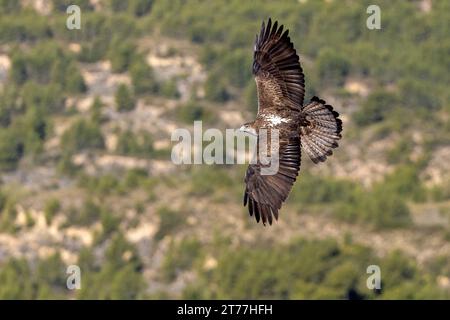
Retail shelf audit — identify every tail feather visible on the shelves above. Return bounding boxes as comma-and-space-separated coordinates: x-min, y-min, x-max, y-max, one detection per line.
300, 96, 342, 164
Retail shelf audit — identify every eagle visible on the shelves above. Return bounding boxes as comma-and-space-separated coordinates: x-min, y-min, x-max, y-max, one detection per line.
240, 18, 342, 225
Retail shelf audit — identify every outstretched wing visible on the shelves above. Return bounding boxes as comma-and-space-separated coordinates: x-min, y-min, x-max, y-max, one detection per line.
244, 137, 301, 225
253, 18, 305, 112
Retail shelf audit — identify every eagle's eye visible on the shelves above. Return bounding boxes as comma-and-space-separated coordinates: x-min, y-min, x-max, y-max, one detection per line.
239, 124, 257, 136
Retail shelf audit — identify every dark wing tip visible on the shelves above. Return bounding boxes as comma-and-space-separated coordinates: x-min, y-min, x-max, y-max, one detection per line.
244, 195, 278, 226
259, 18, 283, 41
324, 104, 343, 135
311, 96, 326, 105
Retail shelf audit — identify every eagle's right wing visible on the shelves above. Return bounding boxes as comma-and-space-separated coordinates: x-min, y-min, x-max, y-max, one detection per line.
244, 137, 301, 225
253, 18, 305, 112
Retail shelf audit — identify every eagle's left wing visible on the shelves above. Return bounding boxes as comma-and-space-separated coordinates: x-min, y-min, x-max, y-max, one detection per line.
244, 137, 301, 225
253, 18, 305, 112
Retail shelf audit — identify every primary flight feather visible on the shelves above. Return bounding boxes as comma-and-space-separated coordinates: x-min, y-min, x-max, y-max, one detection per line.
240, 18, 343, 225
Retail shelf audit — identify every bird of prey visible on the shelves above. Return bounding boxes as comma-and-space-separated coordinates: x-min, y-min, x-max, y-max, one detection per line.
240, 18, 342, 225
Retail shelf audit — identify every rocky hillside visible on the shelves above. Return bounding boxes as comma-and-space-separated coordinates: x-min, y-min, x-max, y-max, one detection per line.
0, 0, 449, 299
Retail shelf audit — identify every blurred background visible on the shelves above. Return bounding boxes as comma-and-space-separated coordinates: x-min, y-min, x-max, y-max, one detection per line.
0, 0, 449, 299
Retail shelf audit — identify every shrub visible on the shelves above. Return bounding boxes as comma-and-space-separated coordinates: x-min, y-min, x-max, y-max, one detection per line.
0, 200, 18, 233
189, 166, 234, 197
77, 174, 122, 195
129, 59, 159, 95
0, 128, 24, 170
65, 199, 102, 227
21, 82, 64, 114
52, 0, 93, 12
161, 79, 180, 99
155, 207, 185, 241
95, 210, 121, 243
130, 0, 154, 17
0, 0, 20, 14
0, 86, 19, 127
386, 139, 413, 164
60, 119, 104, 153
115, 130, 154, 157
44, 199, 61, 225
10, 43, 86, 93
115, 84, 136, 112
316, 48, 350, 87
353, 90, 399, 126
362, 187, 411, 229
204, 72, 230, 102
291, 174, 361, 205
90, 97, 104, 124
108, 39, 136, 73
398, 79, 440, 111
244, 79, 257, 112
334, 182, 412, 229
162, 238, 202, 282
176, 101, 211, 123
78, 233, 144, 299
77, 39, 109, 63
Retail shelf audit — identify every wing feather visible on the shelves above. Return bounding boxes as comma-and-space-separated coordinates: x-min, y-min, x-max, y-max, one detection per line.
301, 97, 343, 163
244, 137, 301, 225
253, 18, 305, 112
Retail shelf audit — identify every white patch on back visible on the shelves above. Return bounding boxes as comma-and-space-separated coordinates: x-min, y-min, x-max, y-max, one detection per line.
264, 114, 290, 126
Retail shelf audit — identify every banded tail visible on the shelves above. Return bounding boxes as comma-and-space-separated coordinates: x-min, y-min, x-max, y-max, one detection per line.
300, 96, 342, 163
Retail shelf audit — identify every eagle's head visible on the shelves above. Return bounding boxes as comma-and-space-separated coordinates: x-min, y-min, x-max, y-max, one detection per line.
239, 122, 257, 136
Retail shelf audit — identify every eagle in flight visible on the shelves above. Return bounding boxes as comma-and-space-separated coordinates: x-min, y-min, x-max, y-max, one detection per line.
240, 18, 342, 225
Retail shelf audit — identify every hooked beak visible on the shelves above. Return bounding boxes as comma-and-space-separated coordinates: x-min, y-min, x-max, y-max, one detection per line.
239, 125, 257, 136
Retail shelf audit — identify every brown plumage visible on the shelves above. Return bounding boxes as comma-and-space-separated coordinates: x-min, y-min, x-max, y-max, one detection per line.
241, 18, 343, 225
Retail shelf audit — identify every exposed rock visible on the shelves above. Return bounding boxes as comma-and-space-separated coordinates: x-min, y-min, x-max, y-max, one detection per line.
80, 61, 131, 97
0, 54, 10, 88
344, 79, 370, 97
422, 146, 450, 187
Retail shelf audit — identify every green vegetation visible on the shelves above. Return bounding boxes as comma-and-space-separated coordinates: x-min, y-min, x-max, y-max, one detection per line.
10, 42, 85, 93
77, 233, 145, 299
62, 199, 103, 227
0, 254, 66, 299
90, 97, 104, 124
77, 174, 122, 196
162, 238, 202, 282
176, 100, 212, 124
108, 0, 154, 17
0, 197, 18, 233
115, 130, 154, 157
316, 48, 350, 87
155, 206, 185, 241
184, 238, 449, 299
108, 39, 136, 73
44, 198, 61, 225
353, 89, 399, 126
115, 84, 136, 112
189, 166, 234, 197
61, 118, 104, 153
160, 79, 180, 99
204, 71, 230, 102
0, 1, 448, 301
129, 58, 159, 95
0, 128, 24, 170
290, 165, 430, 229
